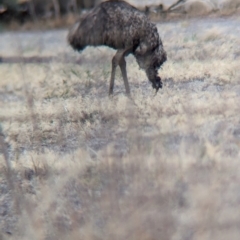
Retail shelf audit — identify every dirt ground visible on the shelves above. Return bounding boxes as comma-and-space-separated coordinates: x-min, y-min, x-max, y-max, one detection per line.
0, 15, 240, 239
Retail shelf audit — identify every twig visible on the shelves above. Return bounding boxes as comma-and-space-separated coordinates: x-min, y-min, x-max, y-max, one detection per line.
167, 0, 186, 12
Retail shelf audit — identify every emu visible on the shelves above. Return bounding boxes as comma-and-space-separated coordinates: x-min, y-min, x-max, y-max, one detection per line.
68, 0, 167, 95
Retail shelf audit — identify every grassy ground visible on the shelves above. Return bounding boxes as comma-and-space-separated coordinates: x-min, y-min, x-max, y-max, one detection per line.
0, 15, 240, 239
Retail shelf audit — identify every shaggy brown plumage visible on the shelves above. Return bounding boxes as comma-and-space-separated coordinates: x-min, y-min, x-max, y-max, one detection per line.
68, 0, 167, 95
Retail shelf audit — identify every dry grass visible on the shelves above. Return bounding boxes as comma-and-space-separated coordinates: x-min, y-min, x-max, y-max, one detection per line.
0, 16, 240, 239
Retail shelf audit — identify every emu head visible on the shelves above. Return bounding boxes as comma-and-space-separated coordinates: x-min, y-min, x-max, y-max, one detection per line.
135, 44, 167, 93
149, 48, 167, 93
146, 68, 163, 94
152, 76, 162, 93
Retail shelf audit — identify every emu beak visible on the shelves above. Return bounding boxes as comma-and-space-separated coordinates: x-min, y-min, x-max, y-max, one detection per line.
153, 87, 159, 97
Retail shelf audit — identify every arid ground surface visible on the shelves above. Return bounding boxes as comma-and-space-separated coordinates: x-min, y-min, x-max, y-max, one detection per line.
0, 15, 240, 239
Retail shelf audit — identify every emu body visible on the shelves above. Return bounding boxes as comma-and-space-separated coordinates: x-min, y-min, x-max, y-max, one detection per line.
68, 0, 167, 95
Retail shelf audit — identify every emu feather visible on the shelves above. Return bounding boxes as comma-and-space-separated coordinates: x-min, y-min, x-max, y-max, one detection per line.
68, 0, 167, 95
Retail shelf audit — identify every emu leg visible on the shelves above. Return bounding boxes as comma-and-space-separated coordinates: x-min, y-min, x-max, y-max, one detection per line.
109, 48, 132, 95
119, 57, 130, 95
109, 54, 118, 95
